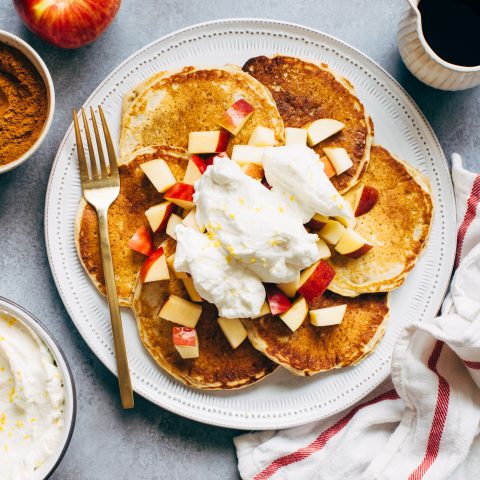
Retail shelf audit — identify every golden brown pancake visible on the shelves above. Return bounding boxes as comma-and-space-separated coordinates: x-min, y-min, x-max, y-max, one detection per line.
120, 65, 284, 158
74, 146, 189, 307
243, 291, 389, 376
242, 55, 374, 193
132, 238, 277, 389
327, 145, 433, 297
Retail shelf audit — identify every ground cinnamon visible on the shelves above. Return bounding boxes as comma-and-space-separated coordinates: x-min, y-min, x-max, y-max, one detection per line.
0, 43, 48, 166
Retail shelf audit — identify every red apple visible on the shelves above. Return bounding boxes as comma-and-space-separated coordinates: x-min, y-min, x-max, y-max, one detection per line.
140, 247, 170, 283
188, 131, 230, 154
266, 285, 292, 315
144, 201, 173, 233
164, 183, 195, 210
127, 225, 153, 256
183, 155, 207, 185
335, 229, 373, 259
307, 213, 329, 231
354, 185, 379, 217
219, 99, 255, 135
202, 151, 228, 167
172, 326, 199, 359
13, 0, 121, 49
298, 260, 335, 305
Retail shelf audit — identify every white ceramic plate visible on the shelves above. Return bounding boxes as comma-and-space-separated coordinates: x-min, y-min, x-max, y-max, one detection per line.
45, 19, 455, 430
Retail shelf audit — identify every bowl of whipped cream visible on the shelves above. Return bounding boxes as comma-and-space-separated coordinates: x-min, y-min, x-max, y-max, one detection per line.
0, 297, 76, 480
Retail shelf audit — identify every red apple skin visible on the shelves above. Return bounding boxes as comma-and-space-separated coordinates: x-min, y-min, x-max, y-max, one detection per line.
172, 327, 198, 347
355, 186, 379, 217
215, 131, 230, 152
298, 260, 336, 305
343, 244, 373, 259
164, 183, 195, 203
154, 202, 174, 233
127, 225, 154, 256
190, 155, 208, 174
220, 99, 255, 133
140, 247, 165, 283
266, 285, 292, 315
261, 178, 272, 190
13, 0, 121, 49
202, 152, 228, 166
306, 218, 327, 231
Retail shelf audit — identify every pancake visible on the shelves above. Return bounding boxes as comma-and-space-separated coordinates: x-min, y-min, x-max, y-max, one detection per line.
120, 65, 285, 158
242, 291, 389, 376
327, 145, 433, 297
74, 145, 189, 307
242, 55, 374, 193
132, 238, 277, 389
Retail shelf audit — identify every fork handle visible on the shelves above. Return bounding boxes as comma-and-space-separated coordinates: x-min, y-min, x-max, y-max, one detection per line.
98, 208, 134, 409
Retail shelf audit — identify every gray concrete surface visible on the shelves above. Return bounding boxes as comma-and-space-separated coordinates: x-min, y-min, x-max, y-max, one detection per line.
0, 1, 478, 479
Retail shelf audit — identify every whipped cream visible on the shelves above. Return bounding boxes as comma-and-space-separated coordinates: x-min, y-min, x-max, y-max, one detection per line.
194, 157, 320, 284
174, 225, 266, 318
262, 145, 354, 221
0, 311, 65, 480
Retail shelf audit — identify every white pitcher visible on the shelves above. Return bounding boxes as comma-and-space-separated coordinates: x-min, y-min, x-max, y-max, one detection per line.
398, 0, 480, 90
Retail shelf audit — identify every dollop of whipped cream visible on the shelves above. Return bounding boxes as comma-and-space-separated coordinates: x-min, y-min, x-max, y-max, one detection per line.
0, 311, 65, 480
193, 157, 320, 284
262, 145, 354, 222
174, 225, 265, 318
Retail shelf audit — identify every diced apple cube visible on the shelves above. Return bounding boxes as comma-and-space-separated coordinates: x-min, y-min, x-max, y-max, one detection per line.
266, 285, 292, 314
240, 162, 264, 180
219, 99, 255, 135
307, 213, 329, 231
319, 220, 346, 245
335, 228, 373, 259
298, 260, 336, 305
250, 301, 271, 319
217, 317, 247, 349
284, 127, 307, 146
305, 119, 345, 146
182, 208, 203, 232
319, 155, 337, 178
140, 247, 170, 283
166, 253, 188, 279
248, 126, 275, 147
159, 294, 202, 328
231, 145, 265, 165
188, 131, 230, 154
183, 155, 207, 185
277, 274, 301, 298
182, 277, 202, 302
164, 183, 195, 210
279, 296, 308, 332
323, 147, 353, 175
172, 327, 199, 359
310, 304, 347, 327
316, 237, 331, 259
140, 159, 176, 193
166, 213, 183, 240
127, 225, 154, 256
145, 201, 174, 233
335, 215, 356, 229
354, 185, 379, 217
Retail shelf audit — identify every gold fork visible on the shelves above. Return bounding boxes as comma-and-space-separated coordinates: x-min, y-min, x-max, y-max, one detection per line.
73, 106, 134, 409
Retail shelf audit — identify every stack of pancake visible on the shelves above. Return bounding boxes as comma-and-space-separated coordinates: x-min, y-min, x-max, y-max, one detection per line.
75, 57, 433, 388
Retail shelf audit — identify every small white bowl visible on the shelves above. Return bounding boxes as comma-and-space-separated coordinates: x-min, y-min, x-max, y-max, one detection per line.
0, 297, 76, 480
0, 30, 55, 174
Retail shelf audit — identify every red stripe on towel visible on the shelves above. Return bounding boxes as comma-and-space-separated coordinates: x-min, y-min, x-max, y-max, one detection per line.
407, 344, 450, 480
455, 175, 480, 268
254, 389, 399, 480
463, 360, 480, 370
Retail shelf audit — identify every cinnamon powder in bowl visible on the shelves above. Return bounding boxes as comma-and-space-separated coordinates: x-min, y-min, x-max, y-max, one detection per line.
0, 31, 54, 173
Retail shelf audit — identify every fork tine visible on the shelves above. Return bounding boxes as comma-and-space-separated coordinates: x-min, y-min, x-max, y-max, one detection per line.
90, 107, 109, 177
81, 108, 98, 178
98, 105, 118, 175
73, 109, 89, 182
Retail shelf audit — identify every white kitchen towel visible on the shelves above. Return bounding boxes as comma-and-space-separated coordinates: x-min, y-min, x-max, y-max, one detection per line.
234, 154, 480, 480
